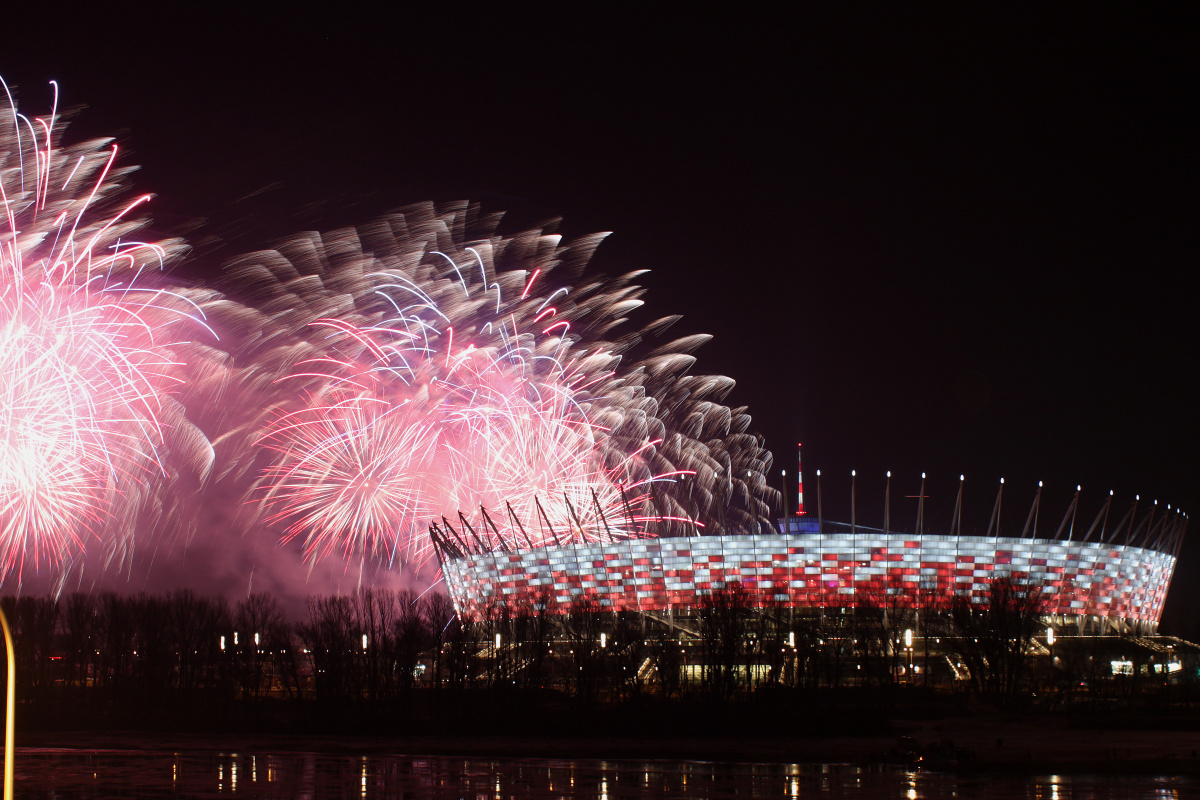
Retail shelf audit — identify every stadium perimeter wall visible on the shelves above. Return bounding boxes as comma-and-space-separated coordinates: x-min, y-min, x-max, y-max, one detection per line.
441, 532, 1175, 625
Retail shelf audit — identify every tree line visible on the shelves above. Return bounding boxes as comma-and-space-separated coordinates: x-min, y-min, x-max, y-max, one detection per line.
0, 578, 1186, 713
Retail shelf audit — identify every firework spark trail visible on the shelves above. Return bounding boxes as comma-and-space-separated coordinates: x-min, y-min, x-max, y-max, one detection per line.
0, 80, 208, 580
257, 310, 653, 563
211, 203, 778, 569
0, 84, 775, 597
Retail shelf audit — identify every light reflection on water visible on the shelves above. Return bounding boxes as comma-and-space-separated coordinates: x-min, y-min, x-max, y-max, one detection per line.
13, 749, 1192, 799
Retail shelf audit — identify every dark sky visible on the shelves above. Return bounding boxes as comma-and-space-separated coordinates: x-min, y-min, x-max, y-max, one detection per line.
4, 8, 1196, 625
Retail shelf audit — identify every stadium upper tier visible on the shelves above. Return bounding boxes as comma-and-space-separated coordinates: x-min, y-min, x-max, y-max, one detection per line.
440, 527, 1177, 626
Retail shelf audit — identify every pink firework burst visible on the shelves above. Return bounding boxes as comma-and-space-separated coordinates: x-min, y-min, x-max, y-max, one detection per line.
216, 204, 776, 571
258, 310, 668, 564
0, 80, 202, 578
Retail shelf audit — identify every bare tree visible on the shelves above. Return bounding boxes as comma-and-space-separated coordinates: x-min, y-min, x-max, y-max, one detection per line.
233, 593, 286, 698
133, 593, 172, 691
753, 603, 790, 689
809, 609, 856, 689
62, 593, 97, 690
605, 610, 650, 700
511, 590, 556, 691
355, 589, 398, 700
167, 590, 229, 691
98, 593, 136, 688
299, 595, 357, 700
423, 592, 456, 688
442, 608, 481, 689
0, 596, 59, 698
854, 578, 917, 687
560, 594, 603, 699
394, 590, 431, 692
648, 622, 683, 698
947, 576, 1046, 698
697, 582, 752, 700
479, 598, 513, 688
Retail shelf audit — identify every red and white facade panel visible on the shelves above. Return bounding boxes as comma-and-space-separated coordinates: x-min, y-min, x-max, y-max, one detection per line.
441, 533, 1175, 623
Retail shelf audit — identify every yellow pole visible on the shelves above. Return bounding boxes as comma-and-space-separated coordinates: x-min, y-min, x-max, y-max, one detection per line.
0, 602, 13, 800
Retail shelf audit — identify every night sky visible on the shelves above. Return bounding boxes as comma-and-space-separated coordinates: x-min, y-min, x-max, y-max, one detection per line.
3, 8, 1196, 626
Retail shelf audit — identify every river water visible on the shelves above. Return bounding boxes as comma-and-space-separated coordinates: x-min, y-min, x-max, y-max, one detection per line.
14, 749, 1193, 799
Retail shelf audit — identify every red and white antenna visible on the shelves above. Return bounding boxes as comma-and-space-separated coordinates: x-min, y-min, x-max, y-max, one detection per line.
796, 443, 806, 515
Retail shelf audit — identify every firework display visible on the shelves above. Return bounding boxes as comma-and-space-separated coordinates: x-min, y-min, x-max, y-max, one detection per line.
0, 81, 213, 579
0, 77, 1185, 635
0, 79, 775, 585
213, 204, 776, 566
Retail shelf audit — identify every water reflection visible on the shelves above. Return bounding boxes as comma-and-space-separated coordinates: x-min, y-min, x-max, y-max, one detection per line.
12, 749, 1194, 799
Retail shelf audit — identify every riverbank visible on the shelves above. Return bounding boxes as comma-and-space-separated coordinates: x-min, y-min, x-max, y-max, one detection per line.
21, 716, 1200, 775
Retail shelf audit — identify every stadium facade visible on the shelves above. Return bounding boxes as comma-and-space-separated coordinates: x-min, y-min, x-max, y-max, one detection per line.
436, 489, 1186, 634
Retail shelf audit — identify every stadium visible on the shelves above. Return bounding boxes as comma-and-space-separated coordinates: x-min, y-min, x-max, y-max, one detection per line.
436, 478, 1186, 636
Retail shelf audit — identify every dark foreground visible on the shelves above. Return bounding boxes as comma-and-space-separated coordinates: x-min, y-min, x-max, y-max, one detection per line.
10, 746, 1197, 800
23, 714, 1200, 777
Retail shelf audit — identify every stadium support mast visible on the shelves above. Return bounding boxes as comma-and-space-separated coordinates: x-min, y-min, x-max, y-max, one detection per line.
884, 470, 891, 535
781, 469, 790, 530
986, 478, 1004, 540
951, 476, 964, 537
1022, 482, 1043, 541
816, 470, 823, 533
851, 469, 857, 535
916, 473, 926, 536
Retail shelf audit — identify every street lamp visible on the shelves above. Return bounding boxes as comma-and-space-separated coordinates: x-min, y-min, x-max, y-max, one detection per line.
1046, 626, 1057, 691
904, 628, 914, 684
1, 603, 13, 800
